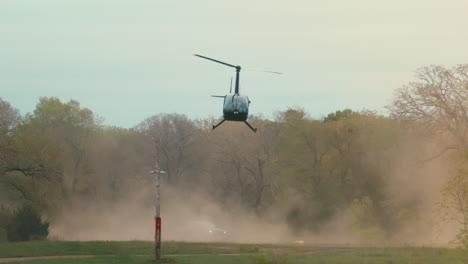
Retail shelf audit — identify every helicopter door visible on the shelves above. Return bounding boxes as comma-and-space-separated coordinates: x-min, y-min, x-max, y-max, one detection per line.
223, 94, 235, 112
235, 95, 249, 114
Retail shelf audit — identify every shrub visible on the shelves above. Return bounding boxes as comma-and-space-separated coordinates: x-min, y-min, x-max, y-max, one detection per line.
0, 206, 12, 227
0, 206, 12, 243
6, 205, 49, 242
351, 196, 385, 243
0, 227, 7, 243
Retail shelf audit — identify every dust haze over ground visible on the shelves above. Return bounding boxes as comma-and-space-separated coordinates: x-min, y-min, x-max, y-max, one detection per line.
49, 149, 458, 247
385, 142, 460, 246
49, 185, 294, 243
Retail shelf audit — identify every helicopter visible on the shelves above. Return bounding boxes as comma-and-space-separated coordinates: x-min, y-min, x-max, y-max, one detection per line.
194, 54, 281, 132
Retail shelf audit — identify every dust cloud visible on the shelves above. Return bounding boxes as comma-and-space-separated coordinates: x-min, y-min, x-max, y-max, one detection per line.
49, 143, 460, 247
382, 141, 459, 247
49, 185, 294, 243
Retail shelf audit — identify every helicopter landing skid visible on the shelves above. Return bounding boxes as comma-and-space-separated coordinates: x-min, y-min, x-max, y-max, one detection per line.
212, 119, 257, 132
244, 121, 257, 132
212, 119, 226, 130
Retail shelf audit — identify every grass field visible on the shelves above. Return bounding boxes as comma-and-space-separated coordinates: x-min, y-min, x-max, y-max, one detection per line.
0, 241, 466, 264
0, 241, 241, 258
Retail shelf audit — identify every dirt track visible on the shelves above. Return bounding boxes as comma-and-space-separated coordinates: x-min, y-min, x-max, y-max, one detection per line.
0, 248, 359, 263
0, 255, 96, 263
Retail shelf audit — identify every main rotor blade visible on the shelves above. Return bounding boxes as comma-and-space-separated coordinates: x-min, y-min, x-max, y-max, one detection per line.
194, 54, 237, 68
211, 95, 226, 98
243, 67, 282, 74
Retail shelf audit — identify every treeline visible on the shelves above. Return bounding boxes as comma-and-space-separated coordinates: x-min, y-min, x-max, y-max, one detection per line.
0, 64, 466, 245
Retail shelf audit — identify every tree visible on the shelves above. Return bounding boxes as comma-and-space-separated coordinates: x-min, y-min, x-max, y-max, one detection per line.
0, 99, 43, 205
437, 153, 468, 248
274, 109, 401, 233
209, 118, 280, 213
324, 109, 354, 122
87, 126, 150, 198
389, 65, 468, 154
389, 65, 468, 244
275, 108, 341, 230
137, 113, 204, 186
14, 97, 98, 205
324, 110, 359, 194
0, 98, 20, 134
0, 98, 20, 174
277, 108, 334, 194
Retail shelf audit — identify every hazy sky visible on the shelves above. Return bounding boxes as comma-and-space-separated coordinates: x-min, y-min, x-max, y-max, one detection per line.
1, 0, 467, 127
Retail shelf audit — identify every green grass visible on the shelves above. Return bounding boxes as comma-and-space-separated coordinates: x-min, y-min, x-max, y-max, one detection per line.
171, 255, 251, 264
0, 256, 171, 264
0, 241, 242, 258
1, 251, 467, 264
287, 250, 467, 264
0, 241, 466, 264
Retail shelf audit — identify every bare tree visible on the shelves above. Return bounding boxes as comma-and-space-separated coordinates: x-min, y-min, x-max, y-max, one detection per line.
137, 113, 202, 186
389, 65, 468, 154
209, 120, 280, 212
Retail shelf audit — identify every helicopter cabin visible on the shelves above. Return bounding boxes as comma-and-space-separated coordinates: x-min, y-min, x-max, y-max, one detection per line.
223, 94, 250, 121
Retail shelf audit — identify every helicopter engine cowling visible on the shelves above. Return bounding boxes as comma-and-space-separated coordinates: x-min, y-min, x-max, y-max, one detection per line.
223, 94, 250, 121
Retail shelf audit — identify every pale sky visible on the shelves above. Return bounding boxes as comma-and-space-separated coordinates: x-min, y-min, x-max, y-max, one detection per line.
1, 0, 467, 127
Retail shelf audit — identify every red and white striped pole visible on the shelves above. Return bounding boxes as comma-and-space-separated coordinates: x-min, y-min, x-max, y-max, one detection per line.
149, 169, 166, 260
155, 216, 161, 260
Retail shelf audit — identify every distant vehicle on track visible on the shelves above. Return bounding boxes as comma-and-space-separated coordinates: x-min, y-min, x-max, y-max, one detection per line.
169, 221, 229, 242
208, 223, 228, 236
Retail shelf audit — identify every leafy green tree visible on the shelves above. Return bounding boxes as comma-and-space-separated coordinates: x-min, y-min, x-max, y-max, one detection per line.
0, 98, 21, 178
274, 109, 404, 233
0, 99, 45, 206
437, 153, 468, 248
275, 108, 342, 230
324, 109, 355, 122
12, 97, 97, 206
